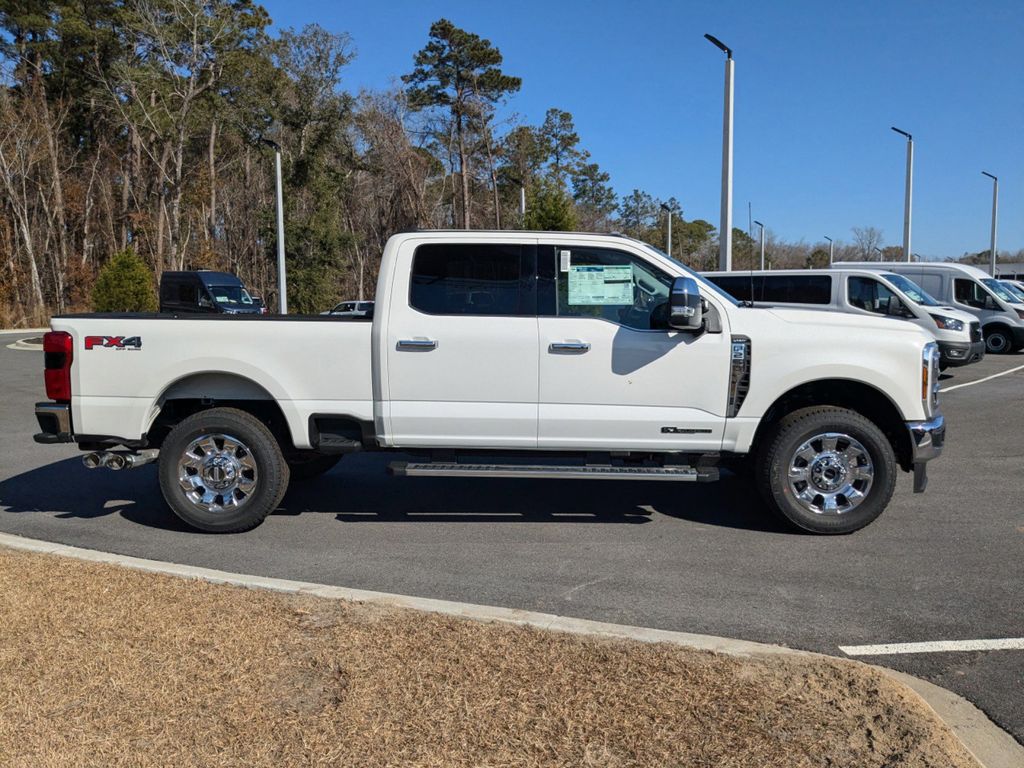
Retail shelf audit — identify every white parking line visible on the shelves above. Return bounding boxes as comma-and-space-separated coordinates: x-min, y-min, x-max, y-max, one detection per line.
941, 363, 1024, 392
840, 638, 1024, 656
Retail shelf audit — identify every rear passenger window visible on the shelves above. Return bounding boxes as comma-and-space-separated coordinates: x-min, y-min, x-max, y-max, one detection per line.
410, 244, 527, 316
706, 275, 831, 304
178, 283, 197, 304
759, 275, 832, 304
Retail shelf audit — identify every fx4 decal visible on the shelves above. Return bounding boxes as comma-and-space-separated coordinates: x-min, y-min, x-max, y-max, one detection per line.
84, 335, 142, 351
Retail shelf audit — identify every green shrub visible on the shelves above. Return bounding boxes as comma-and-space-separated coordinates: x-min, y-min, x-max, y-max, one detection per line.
525, 179, 579, 232
91, 250, 158, 313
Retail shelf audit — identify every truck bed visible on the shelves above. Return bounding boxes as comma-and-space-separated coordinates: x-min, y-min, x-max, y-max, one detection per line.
51, 314, 374, 449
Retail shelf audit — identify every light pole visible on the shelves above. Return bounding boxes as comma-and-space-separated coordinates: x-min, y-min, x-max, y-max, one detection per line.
706, 33, 733, 271
754, 220, 765, 270
873, 247, 883, 261
824, 236, 834, 265
982, 171, 998, 276
261, 139, 287, 314
891, 127, 913, 262
660, 202, 673, 257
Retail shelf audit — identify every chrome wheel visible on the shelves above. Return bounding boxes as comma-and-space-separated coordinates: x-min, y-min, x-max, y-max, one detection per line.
787, 432, 873, 516
177, 434, 258, 513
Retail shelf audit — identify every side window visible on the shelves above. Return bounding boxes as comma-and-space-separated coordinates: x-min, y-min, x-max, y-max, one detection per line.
551, 246, 673, 330
707, 275, 754, 302
410, 243, 527, 316
758, 275, 832, 304
954, 279, 986, 309
848, 276, 897, 314
178, 283, 197, 304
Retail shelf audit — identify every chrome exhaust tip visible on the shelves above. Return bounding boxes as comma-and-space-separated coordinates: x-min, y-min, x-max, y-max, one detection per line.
106, 453, 127, 471
82, 452, 105, 469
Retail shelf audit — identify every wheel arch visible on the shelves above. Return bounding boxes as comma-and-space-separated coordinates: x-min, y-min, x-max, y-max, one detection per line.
146, 372, 295, 450
751, 379, 912, 471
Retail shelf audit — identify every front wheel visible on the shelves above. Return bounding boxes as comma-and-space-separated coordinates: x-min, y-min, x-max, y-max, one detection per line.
158, 407, 289, 533
984, 327, 1012, 354
756, 406, 896, 534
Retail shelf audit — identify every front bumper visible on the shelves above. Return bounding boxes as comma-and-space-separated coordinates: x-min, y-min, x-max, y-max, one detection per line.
937, 340, 985, 367
34, 402, 74, 444
906, 414, 945, 493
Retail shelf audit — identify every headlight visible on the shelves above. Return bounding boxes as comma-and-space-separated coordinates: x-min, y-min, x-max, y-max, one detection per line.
922, 342, 939, 416
930, 314, 964, 332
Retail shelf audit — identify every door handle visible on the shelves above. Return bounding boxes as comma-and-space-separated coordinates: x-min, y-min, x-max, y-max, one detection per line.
397, 338, 438, 350
549, 341, 591, 353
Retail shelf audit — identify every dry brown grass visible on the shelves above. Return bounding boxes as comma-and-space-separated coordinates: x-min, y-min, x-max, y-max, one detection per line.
0, 548, 979, 768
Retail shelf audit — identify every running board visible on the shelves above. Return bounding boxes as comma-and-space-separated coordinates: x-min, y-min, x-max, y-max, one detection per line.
389, 462, 718, 482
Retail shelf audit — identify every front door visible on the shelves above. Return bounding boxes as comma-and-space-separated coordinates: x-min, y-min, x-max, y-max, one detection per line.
384, 240, 539, 448
536, 243, 731, 451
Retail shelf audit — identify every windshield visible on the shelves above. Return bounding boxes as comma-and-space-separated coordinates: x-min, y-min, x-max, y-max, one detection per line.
209, 285, 250, 305
881, 273, 940, 306
981, 278, 1020, 304
638, 242, 742, 306
998, 280, 1024, 303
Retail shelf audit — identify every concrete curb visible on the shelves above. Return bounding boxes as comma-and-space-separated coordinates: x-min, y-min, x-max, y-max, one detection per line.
0, 530, 1019, 767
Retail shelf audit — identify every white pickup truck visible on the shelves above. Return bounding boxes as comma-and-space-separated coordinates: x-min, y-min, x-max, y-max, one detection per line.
34, 231, 945, 535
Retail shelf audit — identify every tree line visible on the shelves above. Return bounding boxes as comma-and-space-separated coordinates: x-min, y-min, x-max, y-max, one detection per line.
1, 3, 1018, 324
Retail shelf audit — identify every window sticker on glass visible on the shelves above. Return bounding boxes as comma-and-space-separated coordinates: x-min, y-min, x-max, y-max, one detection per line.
568, 265, 633, 305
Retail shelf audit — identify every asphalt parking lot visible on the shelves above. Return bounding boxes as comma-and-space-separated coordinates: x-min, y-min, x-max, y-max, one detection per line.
1, 329, 1022, 744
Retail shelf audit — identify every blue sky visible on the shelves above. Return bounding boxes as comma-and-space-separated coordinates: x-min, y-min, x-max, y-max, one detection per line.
261, 0, 1023, 258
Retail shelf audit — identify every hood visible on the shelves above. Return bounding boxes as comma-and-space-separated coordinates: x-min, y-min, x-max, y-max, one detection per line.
762, 306, 928, 336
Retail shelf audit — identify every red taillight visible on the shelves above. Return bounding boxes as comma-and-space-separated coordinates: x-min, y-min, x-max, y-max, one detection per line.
43, 331, 73, 401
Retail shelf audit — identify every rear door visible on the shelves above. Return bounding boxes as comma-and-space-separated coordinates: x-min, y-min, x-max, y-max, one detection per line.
383, 240, 539, 448
536, 243, 731, 451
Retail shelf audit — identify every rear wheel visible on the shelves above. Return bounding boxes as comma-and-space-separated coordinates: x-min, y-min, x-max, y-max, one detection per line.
984, 326, 1012, 354
756, 406, 896, 534
158, 407, 289, 533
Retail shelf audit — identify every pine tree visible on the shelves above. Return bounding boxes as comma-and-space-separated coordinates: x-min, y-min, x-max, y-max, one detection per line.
91, 250, 158, 312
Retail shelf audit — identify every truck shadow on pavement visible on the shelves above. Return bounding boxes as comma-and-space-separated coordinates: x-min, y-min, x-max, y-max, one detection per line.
0, 455, 787, 534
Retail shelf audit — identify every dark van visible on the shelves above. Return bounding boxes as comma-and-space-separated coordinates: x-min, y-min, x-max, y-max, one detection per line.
159, 271, 262, 315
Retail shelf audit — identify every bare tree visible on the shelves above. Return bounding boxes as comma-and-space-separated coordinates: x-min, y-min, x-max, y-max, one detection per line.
851, 226, 884, 260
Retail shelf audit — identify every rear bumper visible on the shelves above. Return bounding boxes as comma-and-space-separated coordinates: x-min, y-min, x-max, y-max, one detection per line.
937, 340, 985, 367
906, 414, 945, 493
34, 402, 74, 444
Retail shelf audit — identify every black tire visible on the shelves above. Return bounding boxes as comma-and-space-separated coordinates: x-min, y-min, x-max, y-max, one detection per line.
755, 406, 896, 535
984, 326, 1013, 354
158, 407, 289, 533
285, 452, 342, 481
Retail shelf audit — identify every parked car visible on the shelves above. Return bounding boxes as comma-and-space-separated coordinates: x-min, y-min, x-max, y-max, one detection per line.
704, 268, 984, 369
836, 262, 1024, 354
35, 231, 944, 536
159, 271, 262, 315
321, 300, 374, 318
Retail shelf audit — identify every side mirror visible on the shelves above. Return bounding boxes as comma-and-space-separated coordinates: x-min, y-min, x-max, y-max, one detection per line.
983, 295, 997, 311
198, 295, 213, 309
669, 276, 704, 332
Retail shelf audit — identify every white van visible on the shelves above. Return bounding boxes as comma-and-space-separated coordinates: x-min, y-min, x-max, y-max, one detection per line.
704, 268, 984, 368
838, 262, 1024, 354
